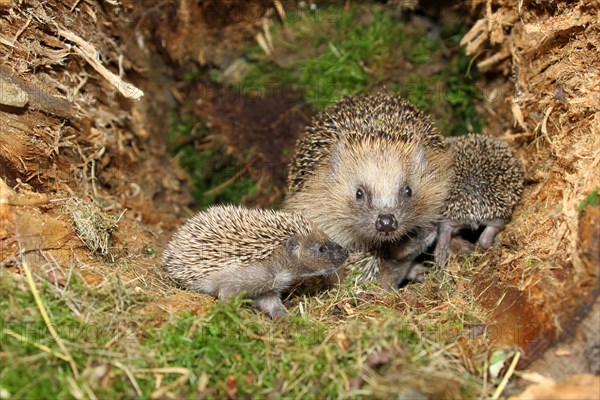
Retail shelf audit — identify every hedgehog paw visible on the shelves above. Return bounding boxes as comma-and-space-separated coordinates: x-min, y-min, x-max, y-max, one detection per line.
434, 245, 450, 267
478, 223, 503, 250
254, 294, 287, 319
406, 263, 429, 282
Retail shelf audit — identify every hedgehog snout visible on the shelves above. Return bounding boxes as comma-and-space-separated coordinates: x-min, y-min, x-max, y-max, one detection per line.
375, 214, 398, 233
331, 243, 349, 264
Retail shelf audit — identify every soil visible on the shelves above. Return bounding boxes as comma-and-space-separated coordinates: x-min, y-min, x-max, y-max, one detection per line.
190, 82, 314, 205
1, 0, 598, 395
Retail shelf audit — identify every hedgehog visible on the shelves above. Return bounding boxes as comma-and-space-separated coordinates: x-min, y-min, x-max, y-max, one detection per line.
283, 93, 453, 287
163, 205, 348, 318
434, 133, 525, 266
287, 92, 448, 196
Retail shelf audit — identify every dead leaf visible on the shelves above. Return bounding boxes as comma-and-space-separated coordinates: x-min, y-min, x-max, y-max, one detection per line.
225, 375, 237, 400
511, 102, 527, 130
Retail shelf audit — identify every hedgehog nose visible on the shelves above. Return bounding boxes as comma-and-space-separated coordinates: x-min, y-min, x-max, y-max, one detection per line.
375, 214, 398, 233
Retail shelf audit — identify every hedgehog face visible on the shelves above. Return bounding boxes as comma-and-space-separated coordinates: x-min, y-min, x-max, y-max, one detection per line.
285, 232, 348, 277
329, 138, 447, 247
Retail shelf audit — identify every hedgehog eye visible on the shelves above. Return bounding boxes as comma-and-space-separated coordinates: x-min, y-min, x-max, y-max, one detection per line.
356, 188, 365, 200
402, 186, 412, 197
318, 245, 327, 253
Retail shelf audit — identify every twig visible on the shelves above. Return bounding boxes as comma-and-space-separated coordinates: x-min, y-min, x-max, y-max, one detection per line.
20, 259, 80, 379
256, 32, 271, 56
113, 361, 143, 397
0, 37, 15, 48
133, 367, 192, 399
115, 208, 127, 223
57, 28, 144, 100
273, 1, 286, 22
263, 18, 274, 51
491, 351, 521, 400
73, 75, 89, 98
13, 15, 32, 43
61, 251, 76, 296
70, 0, 83, 12
90, 159, 98, 197
203, 161, 253, 196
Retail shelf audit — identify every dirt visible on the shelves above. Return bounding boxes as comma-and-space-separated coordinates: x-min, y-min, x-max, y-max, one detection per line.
510, 373, 600, 400
192, 83, 314, 205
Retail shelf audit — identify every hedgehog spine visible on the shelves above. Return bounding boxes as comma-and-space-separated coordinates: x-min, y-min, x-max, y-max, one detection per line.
434, 133, 525, 265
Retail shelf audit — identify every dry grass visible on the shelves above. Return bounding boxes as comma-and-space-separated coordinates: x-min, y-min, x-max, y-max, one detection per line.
66, 198, 118, 260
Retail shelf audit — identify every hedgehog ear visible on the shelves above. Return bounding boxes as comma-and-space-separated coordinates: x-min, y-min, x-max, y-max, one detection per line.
414, 142, 428, 171
416, 142, 427, 164
285, 235, 302, 259
330, 143, 343, 175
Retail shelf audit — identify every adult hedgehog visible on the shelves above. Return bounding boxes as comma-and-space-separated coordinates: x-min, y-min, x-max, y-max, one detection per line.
284, 93, 453, 284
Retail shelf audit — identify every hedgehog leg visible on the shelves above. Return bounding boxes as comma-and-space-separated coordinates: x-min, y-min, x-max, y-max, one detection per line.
385, 225, 437, 261
434, 221, 454, 267
478, 219, 506, 249
405, 263, 429, 282
378, 258, 415, 290
253, 294, 287, 319
450, 236, 476, 255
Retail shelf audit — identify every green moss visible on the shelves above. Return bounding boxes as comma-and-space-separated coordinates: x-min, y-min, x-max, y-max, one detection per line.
240, 4, 484, 135
579, 187, 599, 214
167, 113, 257, 208
444, 51, 485, 135
241, 6, 407, 110
0, 270, 153, 399
0, 261, 486, 399
407, 36, 441, 64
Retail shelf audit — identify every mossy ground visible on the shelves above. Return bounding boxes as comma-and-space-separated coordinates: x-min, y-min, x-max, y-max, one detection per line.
1, 256, 493, 398
241, 3, 483, 134
167, 113, 258, 209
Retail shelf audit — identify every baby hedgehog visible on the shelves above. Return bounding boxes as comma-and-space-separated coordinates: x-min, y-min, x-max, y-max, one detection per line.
434, 133, 524, 266
284, 93, 453, 286
163, 205, 348, 318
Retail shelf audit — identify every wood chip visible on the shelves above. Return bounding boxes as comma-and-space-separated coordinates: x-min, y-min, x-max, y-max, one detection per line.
0, 76, 28, 107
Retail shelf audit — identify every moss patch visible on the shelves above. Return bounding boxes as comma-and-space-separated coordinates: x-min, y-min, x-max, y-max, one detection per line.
0, 261, 489, 398
167, 113, 257, 208
240, 3, 484, 135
